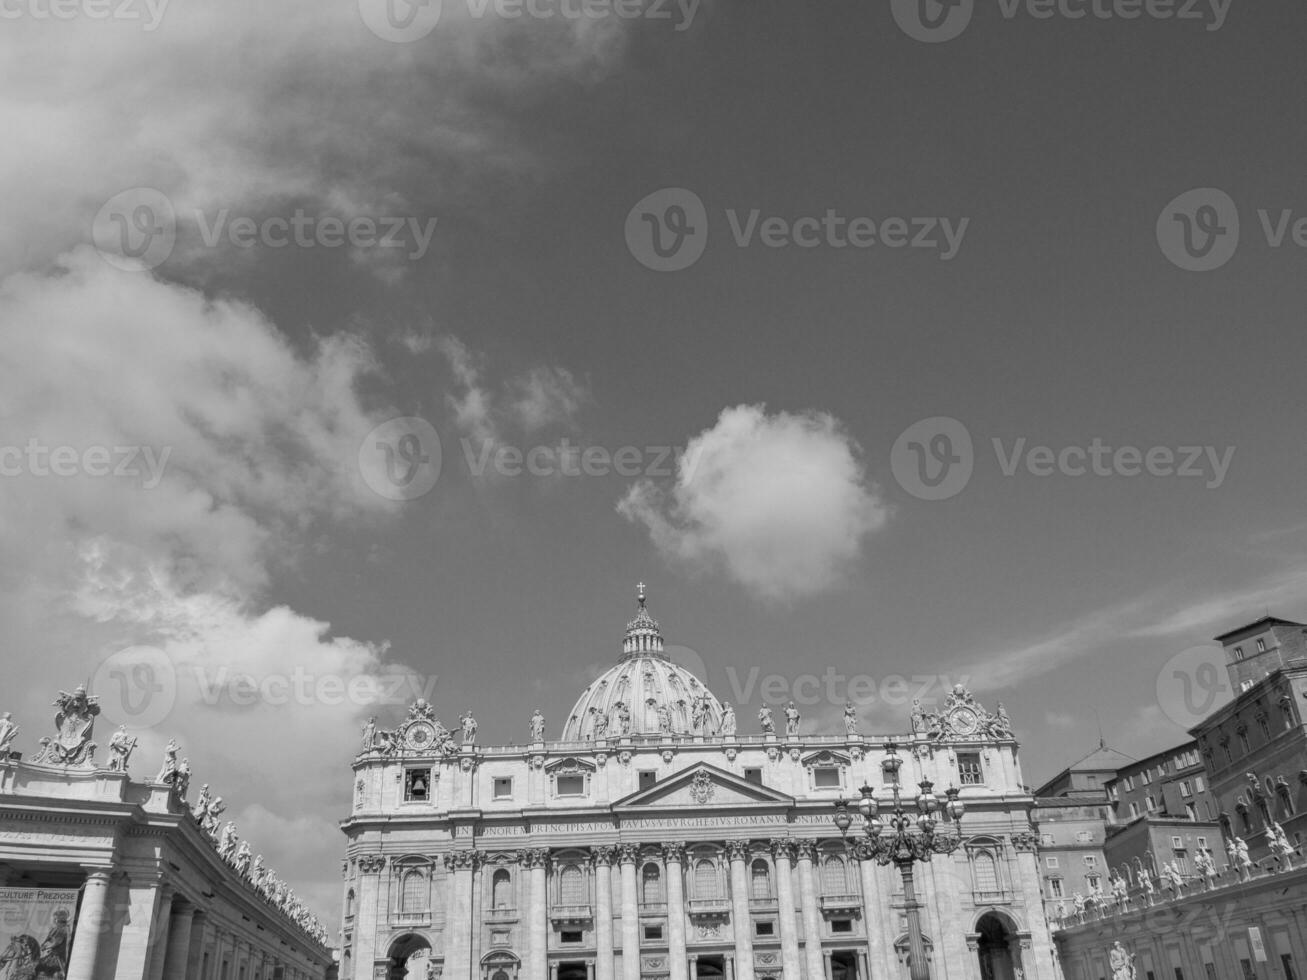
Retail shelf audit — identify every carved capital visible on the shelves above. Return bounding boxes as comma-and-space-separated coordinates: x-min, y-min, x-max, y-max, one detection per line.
662, 842, 686, 864
617, 842, 641, 866
1011, 832, 1039, 854
769, 838, 795, 861
357, 854, 386, 875
793, 839, 817, 861
442, 850, 478, 872
724, 839, 752, 863
521, 847, 550, 871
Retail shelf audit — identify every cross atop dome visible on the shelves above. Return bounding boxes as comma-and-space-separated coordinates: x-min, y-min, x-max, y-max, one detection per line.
622, 581, 665, 659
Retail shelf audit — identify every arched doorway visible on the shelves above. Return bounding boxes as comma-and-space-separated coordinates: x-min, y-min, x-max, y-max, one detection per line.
479, 951, 521, 979
386, 933, 433, 980
976, 912, 1021, 980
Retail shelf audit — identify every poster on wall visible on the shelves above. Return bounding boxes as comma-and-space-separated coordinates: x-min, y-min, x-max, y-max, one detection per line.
0, 887, 79, 979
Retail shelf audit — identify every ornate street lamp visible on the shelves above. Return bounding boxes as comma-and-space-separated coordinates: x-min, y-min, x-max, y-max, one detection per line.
834, 741, 965, 980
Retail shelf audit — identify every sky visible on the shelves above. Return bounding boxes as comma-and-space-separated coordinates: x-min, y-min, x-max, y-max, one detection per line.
2, 0, 1306, 929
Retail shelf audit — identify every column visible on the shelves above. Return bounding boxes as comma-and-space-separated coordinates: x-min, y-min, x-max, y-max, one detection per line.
184, 912, 209, 980
525, 848, 550, 980
594, 847, 617, 980
664, 844, 689, 980
67, 869, 112, 980
795, 840, 827, 980
162, 901, 197, 979
854, 845, 886, 980
443, 851, 478, 978
353, 855, 385, 978
618, 844, 641, 980
770, 840, 801, 980
726, 841, 757, 980
689, 954, 699, 980
146, 884, 176, 980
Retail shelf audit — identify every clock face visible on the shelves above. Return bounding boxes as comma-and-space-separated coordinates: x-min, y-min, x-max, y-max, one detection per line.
406, 721, 436, 750
949, 706, 980, 736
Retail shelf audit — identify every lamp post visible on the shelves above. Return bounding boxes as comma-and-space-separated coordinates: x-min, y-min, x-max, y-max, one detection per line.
834, 741, 965, 980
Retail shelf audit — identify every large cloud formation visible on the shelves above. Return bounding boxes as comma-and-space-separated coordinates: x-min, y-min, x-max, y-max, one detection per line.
0, 0, 667, 925
618, 405, 889, 601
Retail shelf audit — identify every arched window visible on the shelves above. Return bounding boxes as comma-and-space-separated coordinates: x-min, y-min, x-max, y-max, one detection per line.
344, 889, 355, 918
750, 859, 771, 900
559, 864, 586, 905
492, 869, 512, 909
641, 863, 663, 903
400, 870, 426, 913
1278, 782, 1296, 818
821, 856, 848, 895
971, 851, 999, 893
694, 859, 719, 898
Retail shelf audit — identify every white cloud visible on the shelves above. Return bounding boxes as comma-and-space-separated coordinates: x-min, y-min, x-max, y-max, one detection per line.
438, 335, 588, 446
0, 249, 388, 591
618, 405, 889, 602
0, 251, 413, 931
0, 0, 646, 278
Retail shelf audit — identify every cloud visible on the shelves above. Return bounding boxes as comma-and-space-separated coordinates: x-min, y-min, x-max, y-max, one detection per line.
0, 249, 388, 592
438, 335, 588, 446
0, 251, 413, 933
955, 565, 1307, 694
0, 0, 648, 278
618, 405, 889, 602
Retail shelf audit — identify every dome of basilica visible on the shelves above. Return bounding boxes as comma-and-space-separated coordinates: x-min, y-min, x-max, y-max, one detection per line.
561, 585, 725, 741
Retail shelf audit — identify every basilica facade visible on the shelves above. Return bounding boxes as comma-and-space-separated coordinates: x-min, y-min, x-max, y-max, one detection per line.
339, 590, 1056, 980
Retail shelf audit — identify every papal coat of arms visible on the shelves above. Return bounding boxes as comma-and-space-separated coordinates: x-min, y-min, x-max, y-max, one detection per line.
690, 770, 715, 804
32, 686, 100, 768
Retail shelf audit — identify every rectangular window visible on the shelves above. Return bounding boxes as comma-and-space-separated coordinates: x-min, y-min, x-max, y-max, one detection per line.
493, 777, 512, 800
404, 768, 432, 802
1205, 965, 1218, 980
1234, 646, 1245, 660
958, 752, 983, 785
744, 768, 762, 784
556, 775, 585, 797
1242, 960, 1256, 980
1130, 802, 1139, 818
1197, 837, 1208, 848
1195, 776, 1205, 792
644, 926, 663, 941
1084, 855, 1097, 867
1143, 770, 1152, 784
831, 919, 853, 933
1258, 638, 1267, 653
639, 771, 657, 790
1171, 836, 1184, 848
814, 767, 842, 789
1124, 776, 1135, 790
1046, 857, 1059, 868
1180, 781, 1192, 797
1049, 878, 1064, 898
560, 931, 583, 945
754, 922, 775, 937
1281, 954, 1297, 980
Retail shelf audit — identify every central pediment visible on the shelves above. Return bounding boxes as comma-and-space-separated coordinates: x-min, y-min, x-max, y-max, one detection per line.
612, 763, 795, 810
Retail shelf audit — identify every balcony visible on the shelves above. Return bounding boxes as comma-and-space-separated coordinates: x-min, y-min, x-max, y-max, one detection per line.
687, 897, 731, 919
390, 910, 431, 926
550, 904, 593, 925
972, 889, 1014, 905
820, 894, 862, 913
748, 896, 777, 910
486, 906, 518, 922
